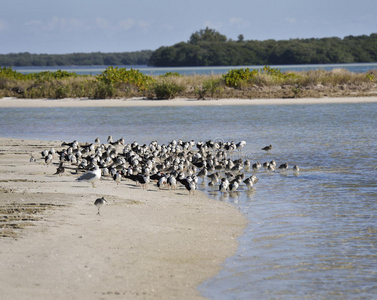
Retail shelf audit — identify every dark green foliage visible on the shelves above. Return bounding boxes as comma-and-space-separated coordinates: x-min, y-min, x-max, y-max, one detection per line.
149, 31, 377, 67
160, 72, 182, 77
0, 50, 152, 67
93, 82, 115, 99
189, 27, 228, 44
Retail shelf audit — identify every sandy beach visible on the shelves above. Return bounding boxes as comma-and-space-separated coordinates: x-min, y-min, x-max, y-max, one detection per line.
1, 96, 377, 108
0, 138, 247, 299
1, 96, 376, 299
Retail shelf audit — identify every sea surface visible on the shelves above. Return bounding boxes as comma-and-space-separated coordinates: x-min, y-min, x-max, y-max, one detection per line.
12, 62, 377, 76
0, 103, 377, 299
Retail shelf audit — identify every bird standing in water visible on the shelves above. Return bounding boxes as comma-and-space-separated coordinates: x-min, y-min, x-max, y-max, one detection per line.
262, 145, 272, 153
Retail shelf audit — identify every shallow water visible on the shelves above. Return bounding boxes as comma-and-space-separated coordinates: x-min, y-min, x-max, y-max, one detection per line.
12, 62, 377, 75
1, 103, 377, 299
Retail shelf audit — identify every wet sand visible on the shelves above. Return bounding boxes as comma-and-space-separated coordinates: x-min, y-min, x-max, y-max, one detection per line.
0, 138, 247, 299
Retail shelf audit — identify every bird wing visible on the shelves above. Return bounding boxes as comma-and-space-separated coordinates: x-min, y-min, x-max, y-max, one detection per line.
78, 171, 97, 181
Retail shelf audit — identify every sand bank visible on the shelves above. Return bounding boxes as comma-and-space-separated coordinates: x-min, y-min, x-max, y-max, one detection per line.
1, 96, 377, 107
0, 138, 247, 299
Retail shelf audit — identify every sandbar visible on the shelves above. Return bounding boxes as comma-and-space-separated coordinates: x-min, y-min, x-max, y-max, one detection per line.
0, 96, 377, 108
0, 138, 247, 299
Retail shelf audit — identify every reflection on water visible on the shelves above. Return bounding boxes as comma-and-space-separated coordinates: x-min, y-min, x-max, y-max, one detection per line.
1, 103, 377, 299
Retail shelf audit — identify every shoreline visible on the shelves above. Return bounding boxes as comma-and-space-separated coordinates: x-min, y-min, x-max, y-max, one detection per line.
0, 138, 247, 299
1, 96, 377, 107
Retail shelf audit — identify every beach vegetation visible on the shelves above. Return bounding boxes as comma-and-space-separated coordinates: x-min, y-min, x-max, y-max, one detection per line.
0, 66, 376, 100
195, 77, 224, 99
151, 78, 185, 99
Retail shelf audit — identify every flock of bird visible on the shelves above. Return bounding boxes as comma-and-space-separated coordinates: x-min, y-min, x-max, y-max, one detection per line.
36, 136, 300, 214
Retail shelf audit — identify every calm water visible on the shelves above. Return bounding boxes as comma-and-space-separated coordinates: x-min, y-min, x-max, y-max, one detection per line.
1, 104, 377, 299
12, 62, 377, 76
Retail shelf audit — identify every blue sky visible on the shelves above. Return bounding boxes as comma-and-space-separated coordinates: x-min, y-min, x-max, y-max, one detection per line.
0, 0, 376, 54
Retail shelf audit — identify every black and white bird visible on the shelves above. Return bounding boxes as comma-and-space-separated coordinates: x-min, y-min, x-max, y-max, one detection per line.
94, 197, 107, 215
219, 178, 229, 194
113, 171, 121, 185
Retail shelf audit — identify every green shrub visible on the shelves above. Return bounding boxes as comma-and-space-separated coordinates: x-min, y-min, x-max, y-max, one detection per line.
96, 66, 154, 91
0, 67, 31, 80
153, 80, 185, 99
223, 68, 256, 88
160, 72, 182, 77
54, 83, 70, 99
195, 77, 223, 99
92, 81, 115, 99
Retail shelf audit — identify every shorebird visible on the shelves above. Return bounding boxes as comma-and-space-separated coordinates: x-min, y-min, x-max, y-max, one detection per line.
278, 163, 289, 170
219, 178, 229, 194
262, 145, 272, 153
252, 162, 262, 171
54, 162, 65, 176
44, 154, 53, 166
182, 177, 196, 194
77, 166, 101, 187
243, 178, 254, 190
229, 180, 239, 192
94, 197, 107, 215
167, 175, 177, 190
236, 141, 246, 151
157, 175, 167, 190
293, 165, 300, 173
113, 171, 121, 185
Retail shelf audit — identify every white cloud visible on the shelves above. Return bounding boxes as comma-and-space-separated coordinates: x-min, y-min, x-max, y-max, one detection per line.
118, 18, 150, 32
285, 17, 297, 24
229, 17, 250, 27
25, 17, 85, 32
119, 18, 136, 31
95, 17, 111, 30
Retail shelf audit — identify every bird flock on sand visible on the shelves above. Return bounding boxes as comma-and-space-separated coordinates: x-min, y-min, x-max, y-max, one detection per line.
37, 136, 300, 214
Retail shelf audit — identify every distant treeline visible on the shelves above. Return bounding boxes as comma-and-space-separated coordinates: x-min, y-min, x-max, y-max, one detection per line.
1, 28, 377, 67
149, 28, 377, 66
0, 51, 152, 67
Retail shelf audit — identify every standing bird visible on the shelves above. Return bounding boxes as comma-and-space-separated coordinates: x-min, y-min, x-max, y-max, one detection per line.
293, 165, 300, 173
219, 178, 229, 194
278, 163, 289, 170
243, 175, 258, 190
252, 162, 262, 171
54, 162, 65, 176
77, 166, 101, 188
44, 154, 53, 166
167, 175, 177, 190
262, 145, 272, 153
94, 197, 107, 215
157, 175, 167, 190
113, 171, 121, 185
229, 180, 239, 192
